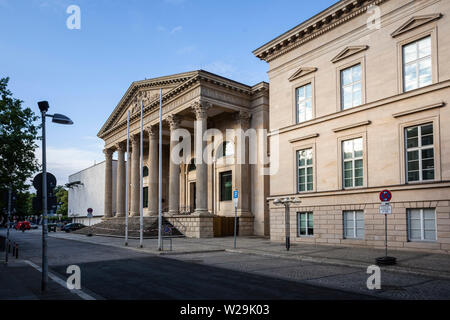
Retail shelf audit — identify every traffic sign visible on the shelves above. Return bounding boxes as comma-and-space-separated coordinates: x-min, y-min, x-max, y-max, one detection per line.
87, 208, 93, 218
379, 203, 392, 215
233, 190, 239, 208
33, 172, 57, 191
379, 189, 392, 202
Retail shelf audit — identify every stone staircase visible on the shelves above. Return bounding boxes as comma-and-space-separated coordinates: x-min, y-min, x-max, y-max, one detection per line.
73, 216, 184, 238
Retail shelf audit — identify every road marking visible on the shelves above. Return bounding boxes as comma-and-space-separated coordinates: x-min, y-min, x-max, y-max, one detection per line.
24, 260, 96, 300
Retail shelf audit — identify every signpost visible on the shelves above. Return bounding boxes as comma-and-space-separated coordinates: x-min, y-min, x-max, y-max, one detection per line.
376, 189, 396, 265
87, 208, 93, 237
233, 190, 239, 249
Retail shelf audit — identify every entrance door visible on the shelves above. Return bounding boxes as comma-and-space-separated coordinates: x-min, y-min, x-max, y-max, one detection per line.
189, 182, 196, 212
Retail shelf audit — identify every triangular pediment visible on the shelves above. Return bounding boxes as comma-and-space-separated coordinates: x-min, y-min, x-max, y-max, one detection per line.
288, 67, 317, 82
391, 14, 442, 38
331, 45, 368, 63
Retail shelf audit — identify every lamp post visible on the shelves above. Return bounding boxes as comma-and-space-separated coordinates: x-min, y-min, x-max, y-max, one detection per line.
272, 197, 301, 251
38, 101, 73, 292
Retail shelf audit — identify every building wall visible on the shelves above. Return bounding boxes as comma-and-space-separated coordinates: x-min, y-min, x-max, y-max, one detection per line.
266, 0, 450, 252
68, 161, 117, 223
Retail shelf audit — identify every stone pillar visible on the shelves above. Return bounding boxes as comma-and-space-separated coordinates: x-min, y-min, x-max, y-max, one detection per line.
115, 142, 126, 217
192, 101, 211, 216
146, 125, 159, 216
130, 134, 140, 217
167, 114, 181, 215
235, 111, 251, 216
103, 148, 114, 219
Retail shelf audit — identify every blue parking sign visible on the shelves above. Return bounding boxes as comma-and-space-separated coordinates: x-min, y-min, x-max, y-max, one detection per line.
233, 190, 239, 199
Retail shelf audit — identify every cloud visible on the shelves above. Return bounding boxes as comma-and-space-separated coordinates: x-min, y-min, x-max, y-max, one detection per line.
157, 25, 183, 34
203, 61, 238, 79
170, 26, 183, 34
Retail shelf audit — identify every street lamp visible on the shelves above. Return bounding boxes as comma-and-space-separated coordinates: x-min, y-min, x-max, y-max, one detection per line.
38, 101, 73, 292
271, 197, 301, 251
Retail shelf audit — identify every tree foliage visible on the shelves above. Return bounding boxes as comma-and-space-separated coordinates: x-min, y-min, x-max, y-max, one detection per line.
0, 77, 40, 192
55, 185, 68, 215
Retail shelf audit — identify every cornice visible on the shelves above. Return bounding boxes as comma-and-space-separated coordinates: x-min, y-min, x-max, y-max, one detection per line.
253, 0, 388, 62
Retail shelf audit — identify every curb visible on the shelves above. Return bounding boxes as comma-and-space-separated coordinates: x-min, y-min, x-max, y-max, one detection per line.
225, 249, 450, 280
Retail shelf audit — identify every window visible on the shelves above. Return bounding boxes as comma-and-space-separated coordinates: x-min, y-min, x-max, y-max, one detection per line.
403, 36, 432, 92
341, 64, 362, 110
408, 209, 436, 241
297, 149, 313, 192
220, 171, 232, 201
143, 187, 148, 208
298, 212, 314, 236
405, 123, 434, 182
342, 138, 363, 188
343, 210, 364, 239
296, 83, 312, 123
188, 158, 196, 172
143, 166, 149, 177
218, 141, 234, 158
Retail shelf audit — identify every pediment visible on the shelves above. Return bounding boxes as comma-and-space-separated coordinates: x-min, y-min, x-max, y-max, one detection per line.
331, 45, 368, 63
391, 14, 442, 38
288, 67, 317, 82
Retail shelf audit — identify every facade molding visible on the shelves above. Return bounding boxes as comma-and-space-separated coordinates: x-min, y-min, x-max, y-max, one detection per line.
288, 67, 318, 82
392, 102, 446, 118
391, 13, 443, 38
331, 45, 369, 63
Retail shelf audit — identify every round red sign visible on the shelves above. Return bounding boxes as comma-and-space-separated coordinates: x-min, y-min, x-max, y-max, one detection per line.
379, 190, 392, 202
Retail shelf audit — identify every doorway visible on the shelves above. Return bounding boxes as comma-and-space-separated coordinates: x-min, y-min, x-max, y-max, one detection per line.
189, 182, 196, 212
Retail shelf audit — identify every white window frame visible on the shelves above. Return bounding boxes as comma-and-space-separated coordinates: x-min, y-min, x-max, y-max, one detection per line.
407, 208, 437, 242
402, 36, 432, 92
343, 210, 364, 239
405, 123, 434, 183
342, 138, 363, 188
296, 83, 313, 123
340, 64, 362, 110
297, 148, 313, 193
297, 212, 314, 237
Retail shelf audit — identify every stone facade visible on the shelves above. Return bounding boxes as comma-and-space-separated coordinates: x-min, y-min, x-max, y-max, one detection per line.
98, 71, 270, 238
255, 0, 450, 253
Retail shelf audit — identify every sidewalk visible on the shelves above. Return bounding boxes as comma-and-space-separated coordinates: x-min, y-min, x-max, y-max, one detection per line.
0, 260, 81, 300
49, 232, 450, 280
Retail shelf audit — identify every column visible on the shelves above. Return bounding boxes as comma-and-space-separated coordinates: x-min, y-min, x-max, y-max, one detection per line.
235, 111, 251, 215
130, 134, 140, 217
192, 101, 211, 216
146, 125, 159, 216
115, 142, 126, 217
103, 148, 114, 218
167, 114, 181, 215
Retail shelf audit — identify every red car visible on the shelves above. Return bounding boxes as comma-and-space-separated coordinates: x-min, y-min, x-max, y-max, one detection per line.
15, 221, 31, 231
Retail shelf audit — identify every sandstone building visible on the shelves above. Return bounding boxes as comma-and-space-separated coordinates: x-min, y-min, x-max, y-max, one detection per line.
254, 0, 450, 253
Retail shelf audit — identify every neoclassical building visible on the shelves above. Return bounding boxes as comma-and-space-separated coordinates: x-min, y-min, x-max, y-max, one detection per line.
254, 0, 450, 253
98, 71, 269, 238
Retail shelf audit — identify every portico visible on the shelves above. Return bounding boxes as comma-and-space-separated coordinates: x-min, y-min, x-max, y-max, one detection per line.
98, 70, 269, 238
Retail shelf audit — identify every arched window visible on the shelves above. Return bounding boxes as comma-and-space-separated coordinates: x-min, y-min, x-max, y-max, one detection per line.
218, 141, 234, 158
188, 158, 196, 172
143, 166, 149, 177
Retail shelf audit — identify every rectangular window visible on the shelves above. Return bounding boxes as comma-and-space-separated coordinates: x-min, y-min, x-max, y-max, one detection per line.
220, 171, 232, 201
343, 210, 364, 239
403, 36, 432, 92
297, 149, 313, 192
143, 187, 148, 208
342, 138, 363, 188
298, 212, 314, 236
405, 123, 434, 182
296, 83, 313, 123
408, 209, 436, 241
341, 64, 362, 110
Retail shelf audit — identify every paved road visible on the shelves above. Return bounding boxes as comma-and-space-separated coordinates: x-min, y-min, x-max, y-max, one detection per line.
2, 228, 450, 300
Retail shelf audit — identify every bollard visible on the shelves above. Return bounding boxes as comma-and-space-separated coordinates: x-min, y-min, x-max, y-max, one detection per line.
15, 243, 18, 259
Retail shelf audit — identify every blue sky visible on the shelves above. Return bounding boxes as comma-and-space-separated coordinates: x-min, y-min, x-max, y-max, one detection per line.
0, 0, 336, 185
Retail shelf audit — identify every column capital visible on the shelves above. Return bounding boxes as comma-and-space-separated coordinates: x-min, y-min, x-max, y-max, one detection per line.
167, 114, 181, 131
234, 111, 252, 128
145, 124, 159, 138
114, 141, 126, 152
130, 133, 140, 145
103, 148, 114, 159
191, 100, 211, 120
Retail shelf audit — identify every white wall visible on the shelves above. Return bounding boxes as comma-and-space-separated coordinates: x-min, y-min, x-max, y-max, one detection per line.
68, 161, 117, 224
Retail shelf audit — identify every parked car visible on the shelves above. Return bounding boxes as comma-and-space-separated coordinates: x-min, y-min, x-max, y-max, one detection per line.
62, 223, 86, 233
29, 223, 39, 229
15, 221, 30, 231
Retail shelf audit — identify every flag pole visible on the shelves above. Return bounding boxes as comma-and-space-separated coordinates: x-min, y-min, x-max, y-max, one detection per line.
125, 110, 130, 246
139, 99, 144, 248
158, 89, 163, 251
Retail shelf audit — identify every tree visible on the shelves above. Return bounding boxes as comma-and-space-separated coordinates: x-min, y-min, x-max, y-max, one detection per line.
0, 77, 40, 192
55, 185, 68, 216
